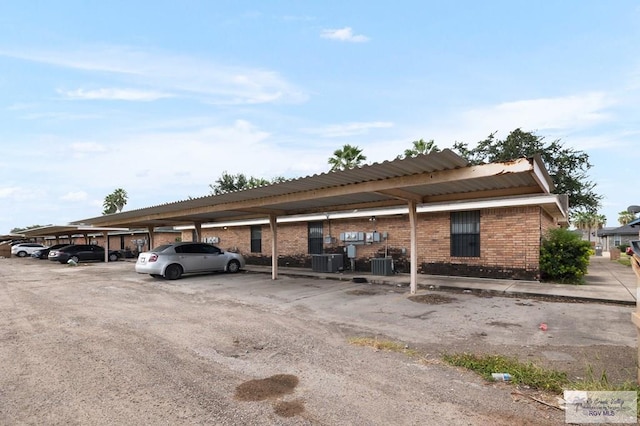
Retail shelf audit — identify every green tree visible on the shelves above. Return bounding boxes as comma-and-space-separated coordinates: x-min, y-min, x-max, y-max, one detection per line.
103, 188, 128, 215
328, 144, 367, 171
399, 139, 440, 159
618, 210, 637, 225
209, 172, 287, 195
452, 128, 602, 214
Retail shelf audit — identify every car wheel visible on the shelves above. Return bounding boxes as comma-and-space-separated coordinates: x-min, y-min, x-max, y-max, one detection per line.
17, 251, 27, 257
164, 264, 183, 280
227, 260, 241, 273
70, 255, 80, 263
108, 253, 119, 262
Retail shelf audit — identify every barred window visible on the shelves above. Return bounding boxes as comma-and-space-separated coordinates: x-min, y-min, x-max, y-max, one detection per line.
308, 222, 324, 254
450, 211, 480, 257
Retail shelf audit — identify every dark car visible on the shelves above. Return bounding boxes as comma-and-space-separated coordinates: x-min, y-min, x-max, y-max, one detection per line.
48, 244, 121, 264
31, 243, 70, 259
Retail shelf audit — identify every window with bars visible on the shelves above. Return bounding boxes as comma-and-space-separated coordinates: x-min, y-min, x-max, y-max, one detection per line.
450, 211, 480, 257
250, 225, 262, 253
308, 222, 324, 254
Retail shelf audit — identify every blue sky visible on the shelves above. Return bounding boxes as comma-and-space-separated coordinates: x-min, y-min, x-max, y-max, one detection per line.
1, 1, 639, 233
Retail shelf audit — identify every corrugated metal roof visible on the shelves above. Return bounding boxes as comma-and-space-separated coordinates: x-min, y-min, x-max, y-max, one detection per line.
70, 149, 560, 229
19, 225, 129, 238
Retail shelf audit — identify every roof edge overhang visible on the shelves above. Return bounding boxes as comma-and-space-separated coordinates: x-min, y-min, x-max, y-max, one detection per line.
19, 225, 130, 238
174, 193, 569, 230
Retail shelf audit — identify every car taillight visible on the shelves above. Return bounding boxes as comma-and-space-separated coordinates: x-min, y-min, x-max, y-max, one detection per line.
149, 254, 158, 262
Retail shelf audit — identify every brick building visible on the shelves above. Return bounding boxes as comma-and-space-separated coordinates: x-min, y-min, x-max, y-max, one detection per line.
181, 196, 562, 281
70, 149, 568, 291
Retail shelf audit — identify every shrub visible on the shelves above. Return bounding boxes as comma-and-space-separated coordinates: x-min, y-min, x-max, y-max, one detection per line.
540, 228, 592, 284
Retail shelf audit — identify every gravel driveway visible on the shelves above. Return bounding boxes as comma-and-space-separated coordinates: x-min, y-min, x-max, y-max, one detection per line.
0, 258, 636, 425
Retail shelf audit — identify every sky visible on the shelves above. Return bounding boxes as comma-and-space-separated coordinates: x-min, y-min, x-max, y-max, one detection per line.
1, 1, 639, 234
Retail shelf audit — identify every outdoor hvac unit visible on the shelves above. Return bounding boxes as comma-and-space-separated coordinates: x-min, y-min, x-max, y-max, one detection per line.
311, 254, 344, 273
371, 257, 394, 276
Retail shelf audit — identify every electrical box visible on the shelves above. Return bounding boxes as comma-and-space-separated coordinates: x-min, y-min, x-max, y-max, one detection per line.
347, 244, 357, 258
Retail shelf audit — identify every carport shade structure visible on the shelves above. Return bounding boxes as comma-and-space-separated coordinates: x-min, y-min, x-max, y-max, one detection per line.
70, 149, 567, 294
18, 225, 129, 263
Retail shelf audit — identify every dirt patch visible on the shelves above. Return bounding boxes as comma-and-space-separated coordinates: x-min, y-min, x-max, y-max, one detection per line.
234, 374, 299, 401
273, 398, 305, 418
408, 293, 457, 304
486, 321, 522, 328
345, 288, 380, 296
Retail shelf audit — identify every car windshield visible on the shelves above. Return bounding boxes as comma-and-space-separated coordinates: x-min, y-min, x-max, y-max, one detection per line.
152, 245, 173, 252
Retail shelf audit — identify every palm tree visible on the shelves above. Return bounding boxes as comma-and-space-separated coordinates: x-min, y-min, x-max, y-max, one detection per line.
572, 211, 606, 242
618, 210, 637, 225
102, 188, 128, 215
328, 144, 367, 171
401, 139, 440, 159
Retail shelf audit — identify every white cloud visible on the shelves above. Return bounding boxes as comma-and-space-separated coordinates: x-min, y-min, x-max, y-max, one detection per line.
59, 88, 173, 101
321, 27, 370, 43
18, 111, 102, 121
0, 46, 307, 105
60, 191, 88, 201
70, 142, 106, 153
0, 187, 20, 198
463, 92, 615, 132
305, 121, 393, 137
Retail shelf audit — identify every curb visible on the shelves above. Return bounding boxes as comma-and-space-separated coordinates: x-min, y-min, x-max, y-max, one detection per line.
245, 268, 636, 306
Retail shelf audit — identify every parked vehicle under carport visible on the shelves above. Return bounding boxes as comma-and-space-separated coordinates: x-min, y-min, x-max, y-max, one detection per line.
48, 244, 121, 263
135, 242, 245, 279
31, 244, 70, 259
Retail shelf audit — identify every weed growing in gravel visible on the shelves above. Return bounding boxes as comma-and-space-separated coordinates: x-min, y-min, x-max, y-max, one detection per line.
350, 338, 640, 415
561, 365, 640, 416
348, 337, 419, 357
443, 353, 640, 413
442, 353, 568, 393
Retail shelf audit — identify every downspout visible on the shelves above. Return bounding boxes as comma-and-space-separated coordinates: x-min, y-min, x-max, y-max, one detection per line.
270, 214, 278, 280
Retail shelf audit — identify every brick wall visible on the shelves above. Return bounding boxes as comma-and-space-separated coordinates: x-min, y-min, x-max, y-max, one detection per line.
184, 205, 559, 280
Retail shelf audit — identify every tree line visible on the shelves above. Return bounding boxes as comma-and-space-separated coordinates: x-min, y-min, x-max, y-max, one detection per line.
209, 128, 614, 225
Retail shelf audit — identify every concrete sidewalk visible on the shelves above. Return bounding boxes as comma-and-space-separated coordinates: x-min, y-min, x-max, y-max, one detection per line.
245, 253, 638, 305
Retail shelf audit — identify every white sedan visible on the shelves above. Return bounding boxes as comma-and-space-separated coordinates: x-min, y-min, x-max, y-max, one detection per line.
135, 242, 245, 280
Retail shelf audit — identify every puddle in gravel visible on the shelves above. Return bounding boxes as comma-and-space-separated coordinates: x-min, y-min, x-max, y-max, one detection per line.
408, 294, 457, 304
235, 374, 299, 401
235, 374, 304, 418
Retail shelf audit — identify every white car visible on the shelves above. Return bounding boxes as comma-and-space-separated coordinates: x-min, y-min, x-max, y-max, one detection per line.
11, 243, 47, 258
135, 242, 245, 280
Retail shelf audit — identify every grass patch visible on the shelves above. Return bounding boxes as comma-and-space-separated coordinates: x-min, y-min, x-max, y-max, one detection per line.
350, 337, 640, 414
348, 337, 419, 357
570, 365, 640, 393
442, 353, 568, 393
443, 353, 640, 415
618, 255, 632, 267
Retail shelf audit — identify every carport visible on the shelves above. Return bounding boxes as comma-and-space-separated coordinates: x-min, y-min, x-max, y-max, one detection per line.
69, 149, 566, 293
18, 225, 129, 263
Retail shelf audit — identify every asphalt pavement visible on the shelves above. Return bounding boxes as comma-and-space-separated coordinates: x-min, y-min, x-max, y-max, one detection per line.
245, 252, 638, 305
